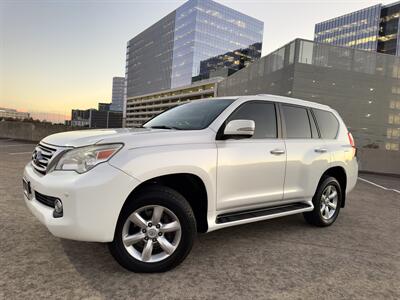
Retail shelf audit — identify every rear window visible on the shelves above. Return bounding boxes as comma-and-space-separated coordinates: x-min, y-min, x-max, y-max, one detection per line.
313, 109, 339, 139
282, 105, 312, 139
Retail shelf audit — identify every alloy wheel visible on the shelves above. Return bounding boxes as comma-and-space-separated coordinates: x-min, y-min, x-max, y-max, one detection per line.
320, 185, 338, 220
122, 205, 182, 263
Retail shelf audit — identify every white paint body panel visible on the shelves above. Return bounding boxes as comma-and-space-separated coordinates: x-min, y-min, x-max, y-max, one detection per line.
23, 94, 358, 242
283, 139, 330, 201
23, 162, 140, 242
216, 139, 286, 210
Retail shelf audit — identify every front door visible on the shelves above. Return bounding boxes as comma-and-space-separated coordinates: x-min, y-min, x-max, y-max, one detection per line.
216, 101, 286, 211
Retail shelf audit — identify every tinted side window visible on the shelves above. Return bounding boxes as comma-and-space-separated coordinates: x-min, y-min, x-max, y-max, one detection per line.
227, 102, 277, 139
282, 105, 312, 139
313, 109, 339, 139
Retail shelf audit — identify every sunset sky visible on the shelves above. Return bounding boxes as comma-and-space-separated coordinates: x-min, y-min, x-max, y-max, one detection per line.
0, 0, 396, 118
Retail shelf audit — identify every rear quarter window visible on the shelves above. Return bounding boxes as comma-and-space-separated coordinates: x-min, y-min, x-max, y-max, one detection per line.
313, 109, 339, 139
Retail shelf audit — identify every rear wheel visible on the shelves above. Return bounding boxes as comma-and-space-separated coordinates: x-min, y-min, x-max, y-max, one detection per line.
109, 186, 196, 272
303, 176, 342, 227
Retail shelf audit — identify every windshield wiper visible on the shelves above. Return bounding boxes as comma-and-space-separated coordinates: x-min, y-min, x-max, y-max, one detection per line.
147, 125, 181, 130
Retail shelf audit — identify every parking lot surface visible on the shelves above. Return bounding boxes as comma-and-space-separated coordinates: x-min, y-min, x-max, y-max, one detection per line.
1, 138, 399, 299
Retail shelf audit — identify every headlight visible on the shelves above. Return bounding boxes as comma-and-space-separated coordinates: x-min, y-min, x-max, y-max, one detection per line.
55, 144, 123, 174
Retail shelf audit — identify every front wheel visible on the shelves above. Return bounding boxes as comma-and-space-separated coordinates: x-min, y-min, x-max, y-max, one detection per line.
109, 186, 197, 273
303, 176, 342, 227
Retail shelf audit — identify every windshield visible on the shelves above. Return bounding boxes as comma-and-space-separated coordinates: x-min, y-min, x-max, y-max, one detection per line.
143, 99, 235, 130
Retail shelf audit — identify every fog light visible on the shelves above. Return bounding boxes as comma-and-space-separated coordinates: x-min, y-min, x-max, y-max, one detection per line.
53, 199, 63, 218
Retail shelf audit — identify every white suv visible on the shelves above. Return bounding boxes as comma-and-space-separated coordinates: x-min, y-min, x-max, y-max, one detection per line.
23, 95, 358, 272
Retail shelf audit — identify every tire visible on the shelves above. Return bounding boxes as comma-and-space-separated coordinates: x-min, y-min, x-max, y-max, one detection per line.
109, 185, 197, 273
303, 176, 342, 227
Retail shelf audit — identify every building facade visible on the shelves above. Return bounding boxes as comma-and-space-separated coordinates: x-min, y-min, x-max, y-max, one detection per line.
71, 109, 90, 127
125, 77, 221, 128
314, 1, 400, 55
98, 102, 111, 111
379, 1, 400, 55
217, 39, 400, 175
125, 0, 263, 99
0, 108, 30, 120
192, 42, 262, 82
110, 77, 125, 112
71, 108, 122, 128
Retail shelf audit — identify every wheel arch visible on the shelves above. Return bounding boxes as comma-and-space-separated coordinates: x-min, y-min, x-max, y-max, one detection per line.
318, 166, 347, 207
121, 173, 209, 233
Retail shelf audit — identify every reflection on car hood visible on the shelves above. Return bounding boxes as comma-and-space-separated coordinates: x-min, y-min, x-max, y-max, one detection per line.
41, 127, 215, 148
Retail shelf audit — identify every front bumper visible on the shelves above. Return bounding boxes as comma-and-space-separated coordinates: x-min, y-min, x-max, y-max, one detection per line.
23, 162, 140, 242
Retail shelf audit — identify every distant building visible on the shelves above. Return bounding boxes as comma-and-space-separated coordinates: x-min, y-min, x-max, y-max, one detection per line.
192, 43, 262, 82
71, 109, 91, 127
314, 1, 400, 55
125, 77, 222, 127
110, 77, 125, 112
98, 102, 111, 111
71, 108, 122, 128
0, 107, 30, 120
125, 0, 264, 99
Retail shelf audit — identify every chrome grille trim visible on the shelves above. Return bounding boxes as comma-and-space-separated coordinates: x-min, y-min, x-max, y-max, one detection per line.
31, 142, 66, 175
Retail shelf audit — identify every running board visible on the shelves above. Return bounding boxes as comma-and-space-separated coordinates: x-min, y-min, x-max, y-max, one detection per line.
216, 202, 312, 224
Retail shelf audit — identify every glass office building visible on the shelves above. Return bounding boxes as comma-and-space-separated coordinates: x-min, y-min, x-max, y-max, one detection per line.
125, 11, 176, 99
314, 1, 399, 55
110, 77, 125, 112
192, 42, 262, 82
217, 39, 400, 175
379, 1, 400, 55
125, 0, 263, 98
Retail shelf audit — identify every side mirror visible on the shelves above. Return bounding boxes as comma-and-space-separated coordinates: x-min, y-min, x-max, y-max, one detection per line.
223, 119, 255, 138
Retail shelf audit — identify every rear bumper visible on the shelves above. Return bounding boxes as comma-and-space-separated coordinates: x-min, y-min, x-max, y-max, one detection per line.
346, 158, 358, 194
23, 162, 140, 242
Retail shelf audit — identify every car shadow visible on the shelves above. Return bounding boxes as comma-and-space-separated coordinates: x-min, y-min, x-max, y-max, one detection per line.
60, 214, 314, 298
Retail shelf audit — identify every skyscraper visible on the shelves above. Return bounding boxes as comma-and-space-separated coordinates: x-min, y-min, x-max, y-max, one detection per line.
314, 1, 400, 55
125, 0, 264, 98
110, 77, 125, 112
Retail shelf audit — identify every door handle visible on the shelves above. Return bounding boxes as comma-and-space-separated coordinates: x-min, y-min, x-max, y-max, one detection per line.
315, 148, 328, 153
270, 149, 285, 155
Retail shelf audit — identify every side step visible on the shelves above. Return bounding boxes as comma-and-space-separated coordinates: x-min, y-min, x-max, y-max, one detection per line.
216, 202, 312, 224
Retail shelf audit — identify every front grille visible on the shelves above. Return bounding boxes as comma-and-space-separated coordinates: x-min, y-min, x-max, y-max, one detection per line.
31, 142, 62, 175
34, 191, 58, 208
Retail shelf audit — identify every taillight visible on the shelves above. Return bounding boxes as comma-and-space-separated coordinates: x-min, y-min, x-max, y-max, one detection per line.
347, 132, 356, 156
347, 132, 355, 147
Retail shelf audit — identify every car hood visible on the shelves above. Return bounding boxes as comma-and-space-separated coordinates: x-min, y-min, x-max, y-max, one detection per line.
42, 127, 215, 148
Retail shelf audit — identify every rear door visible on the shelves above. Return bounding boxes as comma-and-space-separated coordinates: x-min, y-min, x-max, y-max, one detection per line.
216, 101, 286, 211
280, 104, 330, 201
